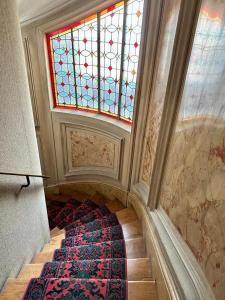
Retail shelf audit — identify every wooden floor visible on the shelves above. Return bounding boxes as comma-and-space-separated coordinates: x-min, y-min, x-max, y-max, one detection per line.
0, 197, 157, 300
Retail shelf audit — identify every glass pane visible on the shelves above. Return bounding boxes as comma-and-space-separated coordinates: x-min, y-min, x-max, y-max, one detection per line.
100, 2, 124, 117
49, 31, 76, 107
120, 0, 144, 122
72, 15, 98, 111
47, 0, 145, 124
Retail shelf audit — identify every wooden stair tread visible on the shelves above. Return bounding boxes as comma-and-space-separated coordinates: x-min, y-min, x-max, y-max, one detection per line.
126, 237, 146, 259
50, 227, 61, 237
105, 199, 125, 213
116, 208, 137, 224
47, 221, 141, 251
18, 258, 151, 281
33, 237, 146, 263
128, 281, 157, 300
50, 207, 138, 238
0, 279, 156, 300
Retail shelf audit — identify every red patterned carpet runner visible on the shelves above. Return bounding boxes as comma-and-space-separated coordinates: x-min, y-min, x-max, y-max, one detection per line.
46, 201, 66, 229
23, 198, 127, 299
40, 259, 127, 279
53, 240, 126, 261
23, 278, 127, 300
65, 213, 120, 238
70, 206, 111, 227
55, 200, 99, 229
61, 225, 124, 247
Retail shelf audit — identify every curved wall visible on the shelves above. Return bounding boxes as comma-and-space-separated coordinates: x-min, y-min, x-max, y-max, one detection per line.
159, 1, 225, 298
0, 0, 49, 290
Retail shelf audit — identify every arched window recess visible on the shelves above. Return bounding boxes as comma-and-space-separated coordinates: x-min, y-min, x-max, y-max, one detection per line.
46, 0, 144, 124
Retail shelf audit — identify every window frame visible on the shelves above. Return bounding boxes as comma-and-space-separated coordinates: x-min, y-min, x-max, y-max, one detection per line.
46, 0, 144, 125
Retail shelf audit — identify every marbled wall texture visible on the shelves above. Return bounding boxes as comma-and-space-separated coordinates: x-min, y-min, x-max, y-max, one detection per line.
140, 0, 181, 184
70, 130, 115, 169
160, 1, 225, 298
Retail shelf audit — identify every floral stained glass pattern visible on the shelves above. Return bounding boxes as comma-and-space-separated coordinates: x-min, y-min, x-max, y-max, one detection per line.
72, 15, 98, 110
100, 2, 124, 117
121, 0, 144, 121
49, 31, 75, 107
47, 0, 144, 123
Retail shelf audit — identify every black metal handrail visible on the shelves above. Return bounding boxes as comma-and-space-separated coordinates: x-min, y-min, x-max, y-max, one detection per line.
0, 172, 49, 190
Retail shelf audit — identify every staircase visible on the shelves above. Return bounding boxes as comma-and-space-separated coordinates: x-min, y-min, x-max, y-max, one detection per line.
0, 192, 157, 299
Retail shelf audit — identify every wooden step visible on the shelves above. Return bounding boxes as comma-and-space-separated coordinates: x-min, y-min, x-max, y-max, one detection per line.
116, 207, 137, 224
46, 221, 141, 251
50, 207, 138, 237
33, 237, 146, 264
43, 234, 144, 257
0, 279, 157, 300
18, 258, 151, 281
50, 227, 61, 237
129, 281, 157, 300
126, 237, 146, 259
105, 199, 125, 213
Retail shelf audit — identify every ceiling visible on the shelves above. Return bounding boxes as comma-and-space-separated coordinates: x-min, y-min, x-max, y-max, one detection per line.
17, 0, 75, 23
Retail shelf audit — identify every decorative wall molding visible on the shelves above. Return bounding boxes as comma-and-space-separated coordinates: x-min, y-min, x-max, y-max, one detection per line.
150, 206, 216, 300
21, 32, 59, 185
148, 0, 202, 209
138, 0, 181, 189
129, 0, 164, 189
51, 112, 130, 187
61, 123, 123, 180
130, 182, 149, 205
23, 36, 39, 127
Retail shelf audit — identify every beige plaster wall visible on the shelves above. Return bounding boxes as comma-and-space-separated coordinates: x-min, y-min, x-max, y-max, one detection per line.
0, 0, 49, 290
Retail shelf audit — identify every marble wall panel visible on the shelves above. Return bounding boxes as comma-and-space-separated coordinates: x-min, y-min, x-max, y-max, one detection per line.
160, 1, 225, 298
62, 124, 122, 180
70, 130, 115, 169
140, 0, 181, 185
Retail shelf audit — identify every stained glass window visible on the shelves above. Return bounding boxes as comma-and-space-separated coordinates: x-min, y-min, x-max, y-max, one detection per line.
46, 0, 144, 123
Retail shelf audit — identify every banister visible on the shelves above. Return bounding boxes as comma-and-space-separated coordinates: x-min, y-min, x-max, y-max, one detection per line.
0, 172, 49, 190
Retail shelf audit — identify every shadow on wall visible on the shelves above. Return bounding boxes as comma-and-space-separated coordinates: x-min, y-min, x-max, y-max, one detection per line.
0, 177, 44, 198
158, 1, 225, 298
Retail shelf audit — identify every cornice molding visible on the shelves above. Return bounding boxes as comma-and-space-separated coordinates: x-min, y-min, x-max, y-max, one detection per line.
19, 0, 75, 25
20, 0, 122, 28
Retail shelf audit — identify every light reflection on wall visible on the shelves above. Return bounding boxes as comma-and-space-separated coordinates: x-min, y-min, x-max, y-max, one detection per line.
160, 2, 225, 298
180, 6, 225, 119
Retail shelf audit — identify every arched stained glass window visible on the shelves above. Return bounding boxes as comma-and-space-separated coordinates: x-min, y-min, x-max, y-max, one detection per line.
46, 0, 144, 123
